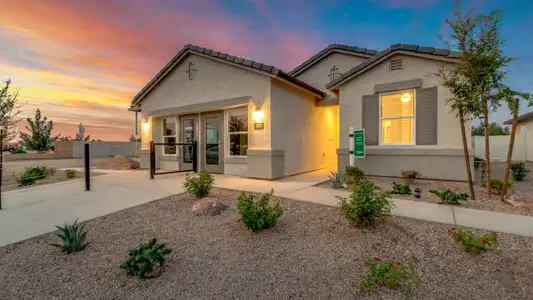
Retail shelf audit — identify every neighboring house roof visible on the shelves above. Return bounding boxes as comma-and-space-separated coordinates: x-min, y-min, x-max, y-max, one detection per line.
503, 111, 533, 125
288, 44, 378, 77
131, 44, 325, 106
326, 44, 461, 90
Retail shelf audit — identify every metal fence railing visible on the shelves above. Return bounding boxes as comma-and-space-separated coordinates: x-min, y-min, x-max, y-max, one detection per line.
149, 141, 198, 179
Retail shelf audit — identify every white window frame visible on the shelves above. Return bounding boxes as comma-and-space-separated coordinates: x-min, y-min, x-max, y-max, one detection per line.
378, 89, 416, 146
161, 117, 178, 156
226, 107, 248, 157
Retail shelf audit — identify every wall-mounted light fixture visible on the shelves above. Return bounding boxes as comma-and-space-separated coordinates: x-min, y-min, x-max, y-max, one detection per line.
142, 120, 150, 131
252, 108, 265, 123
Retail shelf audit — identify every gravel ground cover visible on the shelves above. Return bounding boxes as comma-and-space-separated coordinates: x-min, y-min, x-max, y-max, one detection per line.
317, 162, 533, 216
1, 188, 532, 300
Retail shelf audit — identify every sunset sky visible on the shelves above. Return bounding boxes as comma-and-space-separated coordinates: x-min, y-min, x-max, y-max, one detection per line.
1, 0, 532, 141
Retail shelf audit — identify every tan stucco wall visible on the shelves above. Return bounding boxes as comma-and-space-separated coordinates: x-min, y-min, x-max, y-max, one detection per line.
525, 122, 533, 161
338, 54, 470, 150
270, 80, 337, 176
295, 52, 369, 91
140, 53, 272, 152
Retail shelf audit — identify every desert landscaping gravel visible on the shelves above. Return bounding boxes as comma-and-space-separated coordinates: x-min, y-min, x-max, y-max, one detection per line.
1, 188, 532, 300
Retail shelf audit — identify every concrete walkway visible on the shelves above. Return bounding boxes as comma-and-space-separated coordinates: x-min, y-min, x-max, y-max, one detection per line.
1, 169, 533, 247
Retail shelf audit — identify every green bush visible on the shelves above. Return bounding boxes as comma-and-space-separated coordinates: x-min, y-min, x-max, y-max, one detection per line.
345, 166, 364, 184
511, 162, 529, 181
391, 182, 412, 195
13, 165, 49, 186
48, 167, 57, 176
120, 239, 172, 279
401, 170, 420, 184
184, 170, 214, 199
236, 189, 283, 231
448, 227, 498, 253
430, 189, 468, 205
337, 182, 394, 227
9, 148, 26, 154
328, 171, 344, 189
481, 178, 513, 195
360, 257, 421, 295
64, 169, 77, 178
50, 219, 90, 253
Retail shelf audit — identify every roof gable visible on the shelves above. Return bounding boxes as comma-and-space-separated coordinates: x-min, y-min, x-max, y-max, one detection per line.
131, 44, 324, 105
326, 44, 461, 90
288, 44, 377, 77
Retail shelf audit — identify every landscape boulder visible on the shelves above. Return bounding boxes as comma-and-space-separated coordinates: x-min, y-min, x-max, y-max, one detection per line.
192, 197, 229, 216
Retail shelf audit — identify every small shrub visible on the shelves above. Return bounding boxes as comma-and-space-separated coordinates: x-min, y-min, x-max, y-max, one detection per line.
448, 227, 498, 253
10, 148, 26, 154
48, 167, 57, 176
120, 239, 172, 279
50, 219, 90, 253
391, 182, 412, 195
328, 171, 344, 189
345, 166, 365, 184
360, 257, 421, 295
184, 170, 214, 199
236, 189, 283, 231
130, 161, 140, 169
511, 162, 529, 181
473, 157, 483, 170
430, 189, 468, 205
13, 165, 49, 186
481, 178, 513, 195
401, 170, 420, 184
64, 169, 77, 178
337, 182, 394, 227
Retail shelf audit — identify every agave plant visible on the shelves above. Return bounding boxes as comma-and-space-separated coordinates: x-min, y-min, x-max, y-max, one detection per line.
430, 189, 468, 205
328, 171, 344, 189
50, 219, 90, 253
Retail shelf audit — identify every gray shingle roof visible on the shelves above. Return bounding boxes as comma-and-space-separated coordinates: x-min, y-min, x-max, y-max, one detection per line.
288, 44, 378, 77
503, 111, 533, 125
326, 44, 461, 89
131, 44, 325, 105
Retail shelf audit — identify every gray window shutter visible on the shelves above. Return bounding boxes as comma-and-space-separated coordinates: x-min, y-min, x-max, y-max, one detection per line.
416, 86, 438, 145
362, 94, 379, 145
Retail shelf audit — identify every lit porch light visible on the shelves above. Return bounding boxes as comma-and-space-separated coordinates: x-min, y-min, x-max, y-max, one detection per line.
400, 93, 412, 103
142, 120, 150, 131
253, 108, 265, 122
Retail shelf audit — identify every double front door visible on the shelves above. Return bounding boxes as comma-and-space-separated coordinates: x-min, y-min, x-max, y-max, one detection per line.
179, 112, 224, 173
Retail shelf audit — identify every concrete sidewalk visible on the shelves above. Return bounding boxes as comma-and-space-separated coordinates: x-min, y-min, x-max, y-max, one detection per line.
1, 168, 532, 248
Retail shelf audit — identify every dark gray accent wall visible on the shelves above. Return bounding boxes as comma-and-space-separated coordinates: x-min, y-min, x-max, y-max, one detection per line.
374, 79, 423, 93
416, 86, 438, 145
362, 94, 379, 145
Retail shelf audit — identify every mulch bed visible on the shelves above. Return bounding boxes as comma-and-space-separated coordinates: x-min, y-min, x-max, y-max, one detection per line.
1, 188, 532, 300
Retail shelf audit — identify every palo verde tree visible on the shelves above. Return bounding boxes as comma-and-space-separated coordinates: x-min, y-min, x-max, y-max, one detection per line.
442, 4, 514, 196
0, 79, 22, 144
19, 109, 56, 151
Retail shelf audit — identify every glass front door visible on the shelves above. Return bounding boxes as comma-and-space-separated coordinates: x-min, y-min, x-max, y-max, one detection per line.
179, 115, 198, 171
201, 112, 224, 173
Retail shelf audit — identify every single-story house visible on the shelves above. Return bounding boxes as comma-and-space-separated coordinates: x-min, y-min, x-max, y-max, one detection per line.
130, 43, 473, 181
504, 111, 533, 161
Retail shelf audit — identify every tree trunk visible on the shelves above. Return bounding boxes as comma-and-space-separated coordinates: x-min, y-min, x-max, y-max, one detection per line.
482, 99, 491, 197
459, 107, 476, 200
501, 99, 519, 201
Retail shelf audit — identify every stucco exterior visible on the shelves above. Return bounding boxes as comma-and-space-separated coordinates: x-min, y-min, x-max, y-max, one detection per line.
524, 122, 533, 161
336, 54, 473, 181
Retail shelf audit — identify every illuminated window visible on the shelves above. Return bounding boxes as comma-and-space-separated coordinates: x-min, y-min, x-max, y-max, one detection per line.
380, 90, 415, 145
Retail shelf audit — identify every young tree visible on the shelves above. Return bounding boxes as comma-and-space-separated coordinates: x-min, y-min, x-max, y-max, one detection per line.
501, 90, 532, 201
437, 68, 480, 199
472, 122, 509, 136
19, 109, 56, 151
75, 123, 90, 141
0, 79, 22, 144
443, 5, 513, 196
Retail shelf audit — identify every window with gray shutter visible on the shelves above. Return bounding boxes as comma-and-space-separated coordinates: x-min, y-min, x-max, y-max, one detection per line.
362, 94, 379, 145
415, 86, 438, 145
